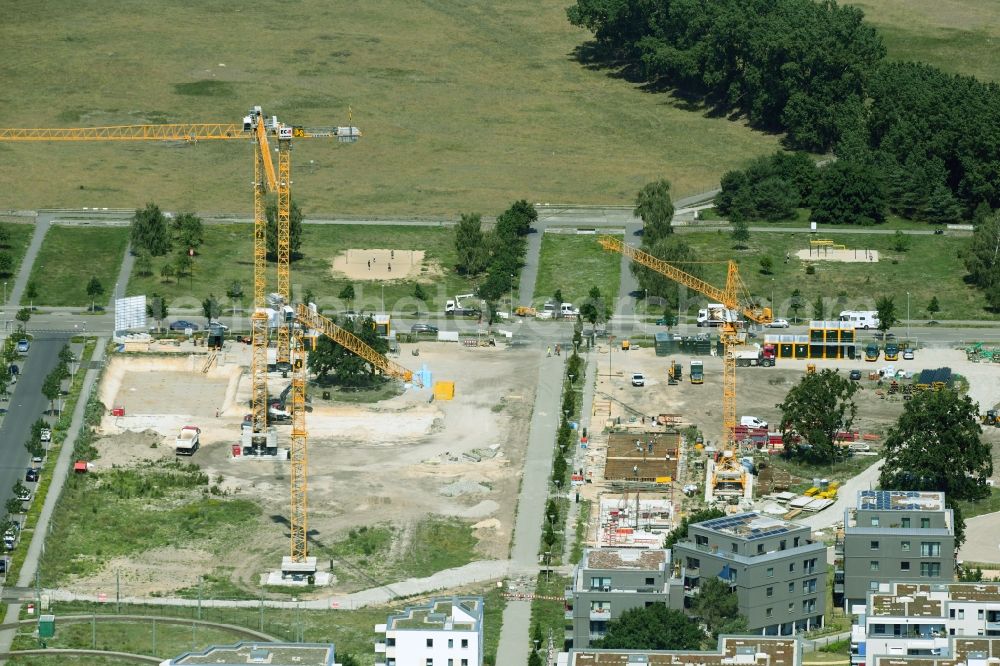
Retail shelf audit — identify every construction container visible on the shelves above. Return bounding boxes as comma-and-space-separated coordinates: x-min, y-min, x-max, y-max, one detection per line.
433, 381, 455, 401
38, 615, 55, 638
654, 332, 678, 356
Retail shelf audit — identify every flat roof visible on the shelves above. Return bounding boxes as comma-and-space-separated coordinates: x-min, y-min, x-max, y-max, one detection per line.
169, 642, 336, 666
584, 548, 668, 571
872, 638, 1000, 666
569, 635, 800, 666
696, 512, 803, 541
868, 583, 1000, 618
386, 596, 483, 632
858, 490, 944, 512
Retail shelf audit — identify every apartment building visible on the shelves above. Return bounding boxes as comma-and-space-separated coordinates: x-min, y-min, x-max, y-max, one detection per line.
837, 491, 955, 612
375, 596, 482, 666
560, 635, 802, 666
673, 512, 826, 635
850, 582, 1000, 666
566, 548, 684, 648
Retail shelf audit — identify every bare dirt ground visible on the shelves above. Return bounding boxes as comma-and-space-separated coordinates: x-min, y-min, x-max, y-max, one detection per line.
74, 342, 538, 596
329, 248, 443, 282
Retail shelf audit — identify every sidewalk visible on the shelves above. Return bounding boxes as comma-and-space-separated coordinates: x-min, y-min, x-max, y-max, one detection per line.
562, 350, 598, 562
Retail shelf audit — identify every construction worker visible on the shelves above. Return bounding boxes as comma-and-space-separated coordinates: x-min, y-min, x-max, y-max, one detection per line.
546, 346, 551, 357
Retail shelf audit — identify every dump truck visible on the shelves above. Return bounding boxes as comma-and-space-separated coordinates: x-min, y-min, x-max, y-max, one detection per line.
983, 410, 998, 426
884, 341, 899, 361
865, 343, 879, 362
444, 294, 482, 318
733, 344, 776, 367
697, 303, 729, 327
690, 360, 704, 384
175, 426, 201, 456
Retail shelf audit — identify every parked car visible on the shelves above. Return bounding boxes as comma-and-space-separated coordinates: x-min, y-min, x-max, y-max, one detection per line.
15, 339, 29, 353
209, 319, 229, 331
767, 319, 790, 328
169, 320, 199, 331
16, 488, 31, 502
410, 323, 439, 335
631, 373, 646, 387
902, 349, 915, 360
849, 369, 862, 381
25, 468, 38, 483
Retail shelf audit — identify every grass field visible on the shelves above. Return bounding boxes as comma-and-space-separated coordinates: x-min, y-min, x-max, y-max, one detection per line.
672, 231, 985, 321
956, 487, 1000, 520
125, 223, 471, 317
849, 0, 1000, 82
534, 234, 622, 306
0, 222, 36, 301
28, 226, 128, 307
0, 2, 781, 216
529, 574, 571, 655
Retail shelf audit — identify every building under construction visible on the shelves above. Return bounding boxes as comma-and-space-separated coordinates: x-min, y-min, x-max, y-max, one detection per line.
603, 431, 680, 483
596, 495, 675, 548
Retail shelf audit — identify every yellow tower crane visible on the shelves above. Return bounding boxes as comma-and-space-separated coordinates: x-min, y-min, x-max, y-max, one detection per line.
598, 236, 771, 498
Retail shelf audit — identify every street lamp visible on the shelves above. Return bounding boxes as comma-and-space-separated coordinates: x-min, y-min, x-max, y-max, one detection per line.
510, 274, 515, 318
906, 291, 910, 342
380, 284, 384, 313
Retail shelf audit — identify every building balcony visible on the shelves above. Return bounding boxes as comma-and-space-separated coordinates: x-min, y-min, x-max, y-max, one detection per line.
590, 608, 612, 621
987, 621, 1000, 631
565, 587, 573, 601
375, 641, 386, 653
835, 540, 844, 556
565, 609, 574, 621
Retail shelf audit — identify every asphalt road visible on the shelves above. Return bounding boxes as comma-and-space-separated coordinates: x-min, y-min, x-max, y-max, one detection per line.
0, 332, 69, 521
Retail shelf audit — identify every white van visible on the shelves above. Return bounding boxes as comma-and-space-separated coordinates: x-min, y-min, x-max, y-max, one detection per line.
560, 303, 579, 317
740, 416, 768, 429
839, 310, 880, 330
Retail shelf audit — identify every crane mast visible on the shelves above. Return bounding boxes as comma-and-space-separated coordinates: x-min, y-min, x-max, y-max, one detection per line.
598, 236, 771, 498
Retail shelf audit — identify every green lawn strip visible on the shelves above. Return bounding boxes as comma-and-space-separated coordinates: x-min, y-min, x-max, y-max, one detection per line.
675, 231, 981, 321
569, 499, 592, 565
955, 487, 1000, 519
398, 517, 478, 579
0, 222, 36, 301
6, 339, 96, 584
529, 574, 570, 654
10, 618, 243, 659
481, 586, 506, 666
39, 461, 260, 585
29, 227, 128, 307
534, 235, 622, 307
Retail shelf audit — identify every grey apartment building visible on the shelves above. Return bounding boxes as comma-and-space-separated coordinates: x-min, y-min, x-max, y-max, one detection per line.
567, 548, 684, 649
673, 512, 826, 635
836, 490, 955, 612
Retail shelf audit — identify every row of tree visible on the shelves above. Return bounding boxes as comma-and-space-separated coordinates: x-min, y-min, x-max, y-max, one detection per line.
567, 0, 1000, 220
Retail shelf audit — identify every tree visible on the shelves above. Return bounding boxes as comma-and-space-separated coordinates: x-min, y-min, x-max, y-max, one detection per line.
664, 507, 725, 549
593, 604, 703, 650
86, 276, 104, 312
812, 295, 824, 320
337, 655, 361, 666
0, 226, 9, 247
810, 162, 886, 226
160, 262, 175, 283
147, 294, 168, 331
226, 280, 244, 304
634, 179, 674, 244
692, 578, 748, 639
631, 237, 702, 309
0, 252, 13, 277
553, 289, 563, 306
777, 369, 860, 464
731, 218, 750, 248
580, 286, 605, 327
528, 651, 543, 666
133, 249, 153, 278
880, 388, 992, 502
551, 452, 567, 486
172, 212, 204, 251
964, 212, 1000, 298
759, 256, 774, 275
891, 230, 909, 253
532, 620, 543, 648
15, 307, 31, 326
41, 370, 61, 414
926, 296, 940, 318
413, 284, 428, 302
307, 315, 389, 387
6, 497, 22, 517
542, 520, 556, 551
875, 295, 898, 335
454, 212, 487, 275
789, 289, 803, 323
201, 294, 221, 324
338, 285, 356, 308
495, 199, 536, 238
545, 498, 560, 524
130, 203, 172, 256
25, 281, 38, 302
174, 252, 194, 280
265, 199, 304, 261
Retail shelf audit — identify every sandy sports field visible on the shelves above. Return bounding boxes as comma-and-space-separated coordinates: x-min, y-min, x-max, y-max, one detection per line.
330, 248, 442, 281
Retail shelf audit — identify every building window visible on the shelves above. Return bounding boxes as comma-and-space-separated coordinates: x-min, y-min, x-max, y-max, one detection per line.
921, 517, 930, 529
645, 577, 655, 585
695, 535, 709, 546
957, 608, 965, 620
950, 609, 955, 619
870, 560, 880, 571
448, 639, 454, 648
979, 609, 985, 620
788, 602, 794, 614
767, 586, 774, 597
591, 601, 611, 612
901, 561, 910, 571
873, 624, 887, 635
920, 562, 942, 577
462, 661, 468, 666
780, 540, 786, 551
871, 516, 880, 527
732, 542, 739, 553
461, 639, 468, 648
870, 540, 880, 550
789, 562, 795, 573
794, 537, 800, 547
427, 639, 434, 648
788, 582, 795, 593
757, 544, 765, 554
426, 659, 433, 666
869, 581, 879, 590
804, 558, 816, 573
803, 598, 816, 613
591, 577, 611, 591
901, 517, 911, 528
767, 607, 773, 617
920, 542, 941, 557
803, 578, 817, 593
687, 557, 700, 569
449, 660, 454, 666
901, 541, 910, 552
767, 567, 774, 578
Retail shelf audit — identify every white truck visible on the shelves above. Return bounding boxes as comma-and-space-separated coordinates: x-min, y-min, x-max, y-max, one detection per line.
445, 294, 482, 318
175, 426, 201, 456
697, 303, 736, 327
839, 310, 880, 330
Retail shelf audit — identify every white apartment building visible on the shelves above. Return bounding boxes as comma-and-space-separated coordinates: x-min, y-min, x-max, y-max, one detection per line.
851, 582, 1000, 666
375, 596, 483, 666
